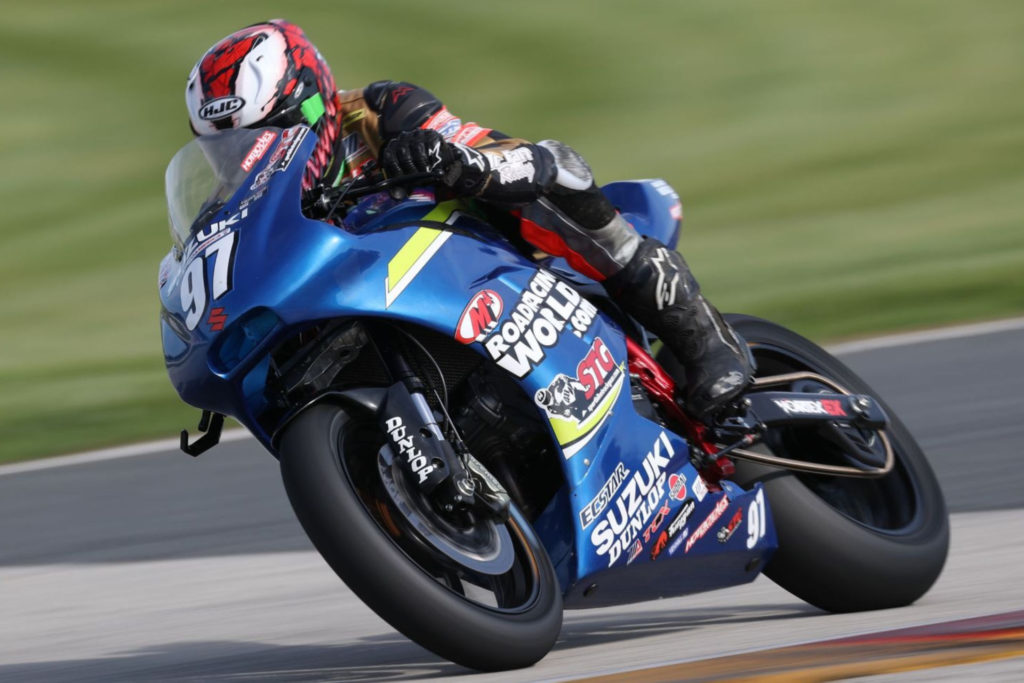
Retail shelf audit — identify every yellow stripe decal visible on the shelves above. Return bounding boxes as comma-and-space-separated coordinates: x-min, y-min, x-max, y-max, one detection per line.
384, 202, 458, 308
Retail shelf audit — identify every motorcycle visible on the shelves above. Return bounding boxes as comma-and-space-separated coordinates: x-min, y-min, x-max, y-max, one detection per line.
159, 125, 949, 671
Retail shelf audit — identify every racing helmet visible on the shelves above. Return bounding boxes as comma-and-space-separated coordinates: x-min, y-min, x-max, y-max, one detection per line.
186, 19, 340, 189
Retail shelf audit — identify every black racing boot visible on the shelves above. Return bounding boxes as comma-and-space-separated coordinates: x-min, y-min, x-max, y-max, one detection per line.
604, 238, 753, 418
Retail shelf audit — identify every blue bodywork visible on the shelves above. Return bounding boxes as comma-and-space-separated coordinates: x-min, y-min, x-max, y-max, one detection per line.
160, 126, 776, 608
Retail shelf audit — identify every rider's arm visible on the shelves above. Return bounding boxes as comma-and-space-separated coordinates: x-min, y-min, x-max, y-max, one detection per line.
366, 82, 607, 222
364, 79, 497, 147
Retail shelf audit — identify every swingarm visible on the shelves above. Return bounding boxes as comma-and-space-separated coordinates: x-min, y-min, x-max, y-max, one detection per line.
709, 372, 895, 478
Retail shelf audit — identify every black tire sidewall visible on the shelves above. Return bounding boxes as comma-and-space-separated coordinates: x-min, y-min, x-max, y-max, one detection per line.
278, 403, 563, 671
660, 315, 950, 612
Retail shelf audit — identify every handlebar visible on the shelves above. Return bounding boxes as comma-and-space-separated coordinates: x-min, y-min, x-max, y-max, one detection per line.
303, 171, 442, 221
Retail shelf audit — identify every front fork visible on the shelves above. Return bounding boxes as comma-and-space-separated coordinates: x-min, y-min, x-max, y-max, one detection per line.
372, 327, 510, 520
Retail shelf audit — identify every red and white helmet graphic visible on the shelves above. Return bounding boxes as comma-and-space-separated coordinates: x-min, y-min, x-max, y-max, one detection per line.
186, 20, 339, 189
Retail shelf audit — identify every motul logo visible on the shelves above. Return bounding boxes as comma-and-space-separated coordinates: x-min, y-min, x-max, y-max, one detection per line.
199, 96, 245, 121
455, 289, 503, 344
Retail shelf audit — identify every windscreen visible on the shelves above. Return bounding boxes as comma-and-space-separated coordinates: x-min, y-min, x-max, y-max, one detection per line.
164, 127, 282, 248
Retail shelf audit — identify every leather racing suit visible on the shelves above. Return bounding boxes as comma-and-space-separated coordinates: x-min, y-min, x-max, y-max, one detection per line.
317, 80, 752, 417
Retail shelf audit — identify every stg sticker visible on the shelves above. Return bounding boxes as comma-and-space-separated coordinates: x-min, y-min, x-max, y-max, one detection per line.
535, 337, 625, 458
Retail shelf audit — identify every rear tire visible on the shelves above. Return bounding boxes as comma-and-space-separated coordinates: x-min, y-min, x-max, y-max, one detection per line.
659, 315, 949, 612
279, 403, 562, 670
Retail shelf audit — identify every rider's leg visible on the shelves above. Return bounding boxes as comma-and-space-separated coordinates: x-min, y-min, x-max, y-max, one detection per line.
519, 140, 752, 418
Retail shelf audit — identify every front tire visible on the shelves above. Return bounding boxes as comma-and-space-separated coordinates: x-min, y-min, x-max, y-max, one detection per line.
279, 403, 562, 670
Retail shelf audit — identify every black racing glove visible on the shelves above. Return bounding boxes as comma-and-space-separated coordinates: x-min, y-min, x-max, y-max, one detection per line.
381, 129, 490, 196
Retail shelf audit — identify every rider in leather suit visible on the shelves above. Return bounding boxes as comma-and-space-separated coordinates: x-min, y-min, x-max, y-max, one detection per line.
186, 19, 752, 418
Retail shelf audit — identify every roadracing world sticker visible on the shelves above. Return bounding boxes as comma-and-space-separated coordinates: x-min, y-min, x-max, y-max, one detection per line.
477, 269, 597, 378
535, 337, 625, 458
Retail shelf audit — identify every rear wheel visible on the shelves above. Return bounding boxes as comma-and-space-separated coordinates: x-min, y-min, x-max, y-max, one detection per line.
279, 403, 562, 670
659, 315, 949, 612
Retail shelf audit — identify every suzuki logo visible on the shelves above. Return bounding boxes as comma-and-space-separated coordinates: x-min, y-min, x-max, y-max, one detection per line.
195, 208, 249, 242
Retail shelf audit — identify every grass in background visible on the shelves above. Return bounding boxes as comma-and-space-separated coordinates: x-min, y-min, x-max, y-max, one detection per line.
1, 0, 1022, 462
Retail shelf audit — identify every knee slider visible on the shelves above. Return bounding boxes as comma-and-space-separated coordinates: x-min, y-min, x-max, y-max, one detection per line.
537, 139, 594, 192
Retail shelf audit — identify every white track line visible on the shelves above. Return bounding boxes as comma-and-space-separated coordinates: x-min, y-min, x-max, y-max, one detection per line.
0, 429, 252, 477
2, 316, 1022, 477
827, 316, 1024, 355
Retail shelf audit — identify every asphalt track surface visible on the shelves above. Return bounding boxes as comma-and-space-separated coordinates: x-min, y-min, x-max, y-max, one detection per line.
1, 321, 1022, 681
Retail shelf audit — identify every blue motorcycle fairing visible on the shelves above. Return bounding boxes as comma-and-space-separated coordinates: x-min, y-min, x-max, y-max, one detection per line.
535, 427, 776, 606
159, 125, 776, 606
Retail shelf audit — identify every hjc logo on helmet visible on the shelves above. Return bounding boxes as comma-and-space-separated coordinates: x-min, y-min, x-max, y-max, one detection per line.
199, 96, 246, 121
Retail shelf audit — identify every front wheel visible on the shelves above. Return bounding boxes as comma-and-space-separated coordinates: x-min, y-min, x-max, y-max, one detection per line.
660, 315, 950, 612
278, 403, 562, 671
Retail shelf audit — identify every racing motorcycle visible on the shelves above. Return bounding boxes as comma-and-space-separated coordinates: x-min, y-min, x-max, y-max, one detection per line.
159, 125, 949, 671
